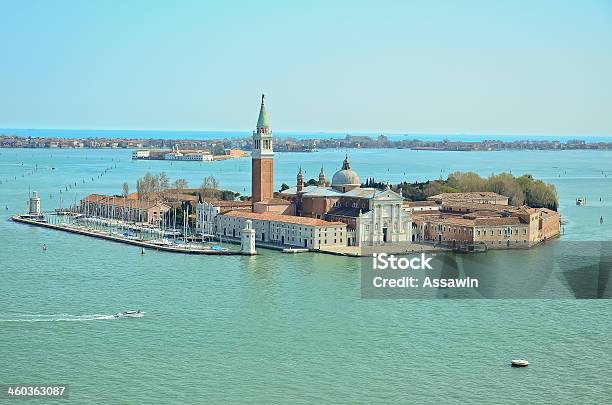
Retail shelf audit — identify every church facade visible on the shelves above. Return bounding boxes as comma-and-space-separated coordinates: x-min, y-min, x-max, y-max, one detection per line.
281, 157, 412, 247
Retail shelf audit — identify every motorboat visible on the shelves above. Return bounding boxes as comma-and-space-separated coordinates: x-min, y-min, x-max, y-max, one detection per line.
114, 310, 144, 318
511, 359, 529, 367
282, 247, 309, 253
576, 197, 585, 206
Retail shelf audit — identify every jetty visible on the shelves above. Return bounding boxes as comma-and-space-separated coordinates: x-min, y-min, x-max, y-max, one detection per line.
11, 215, 243, 255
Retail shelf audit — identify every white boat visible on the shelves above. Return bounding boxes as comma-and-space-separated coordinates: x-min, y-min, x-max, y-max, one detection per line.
511, 359, 529, 367
163, 230, 182, 237
151, 238, 173, 246
282, 247, 309, 253
114, 310, 144, 318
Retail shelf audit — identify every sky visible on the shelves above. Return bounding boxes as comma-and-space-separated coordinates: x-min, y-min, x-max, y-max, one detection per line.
0, 0, 611, 135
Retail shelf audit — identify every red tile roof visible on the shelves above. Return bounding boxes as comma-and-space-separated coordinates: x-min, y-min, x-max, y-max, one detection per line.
255, 198, 292, 205
221, 210, 345, 227
205, 200, 252, 207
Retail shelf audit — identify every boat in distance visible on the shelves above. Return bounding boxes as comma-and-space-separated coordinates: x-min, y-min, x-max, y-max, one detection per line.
114, 310, 145, 318
511, 359, 529, 367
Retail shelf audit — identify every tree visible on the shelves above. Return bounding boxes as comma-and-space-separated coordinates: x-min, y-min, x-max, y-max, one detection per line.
447, 171, 486, 192
122, 182, 129, 198
135, 172, 162, 200
211, 144, 226, 156
370, 171, 558, 209
279, 183, 290, 192
422, 180, 457, 197
517, 174, 558, 210
173, 178, 188, 190
219, 190, 238, 201
200, 176, 220, 198
145, 172, 159, 193
159, 172, 169, 191
486, 173, 525, 206
136, 179, 144, 199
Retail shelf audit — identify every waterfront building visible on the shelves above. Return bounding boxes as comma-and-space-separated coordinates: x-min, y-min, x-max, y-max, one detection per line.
195, 199, 252, 236
225, 149, 248, 158
412, 202, 560, 249
163, 145, 213, 161
217, 210, 347, 249
280, 157, 412, 246
132, 150, 150, 159
80, 194, 170, 225
132, 147, 216, 161
403, 200, 440, 213
251, 94, 274, 203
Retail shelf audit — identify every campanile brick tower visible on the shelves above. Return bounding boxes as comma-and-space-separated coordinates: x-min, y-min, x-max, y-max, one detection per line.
251, 94, 274, 204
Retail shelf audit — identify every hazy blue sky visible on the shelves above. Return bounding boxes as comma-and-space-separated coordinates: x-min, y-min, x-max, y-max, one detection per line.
1, 0, 611, 135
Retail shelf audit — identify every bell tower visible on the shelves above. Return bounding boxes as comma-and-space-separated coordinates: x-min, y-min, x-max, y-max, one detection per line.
297, 167, 304, 193
252, 94, 274, 204
318, 166, 326, 186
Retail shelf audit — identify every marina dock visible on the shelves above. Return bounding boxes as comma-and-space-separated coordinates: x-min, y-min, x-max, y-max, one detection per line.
11, 215, 244, 255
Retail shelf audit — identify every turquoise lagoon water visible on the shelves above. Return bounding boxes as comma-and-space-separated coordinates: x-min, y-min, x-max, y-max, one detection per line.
0, 147, 611, 404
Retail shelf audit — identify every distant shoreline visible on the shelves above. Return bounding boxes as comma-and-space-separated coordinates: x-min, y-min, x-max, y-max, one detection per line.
2, 133, 612, 152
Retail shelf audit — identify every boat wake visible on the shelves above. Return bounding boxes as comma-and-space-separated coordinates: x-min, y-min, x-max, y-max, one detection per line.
0, 313, 120, 322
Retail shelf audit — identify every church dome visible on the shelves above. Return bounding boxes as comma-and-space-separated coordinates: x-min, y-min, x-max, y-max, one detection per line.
331, 157, 361, 191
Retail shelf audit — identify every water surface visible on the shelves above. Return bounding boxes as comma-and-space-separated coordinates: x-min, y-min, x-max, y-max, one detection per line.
0, 147, 610, 403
